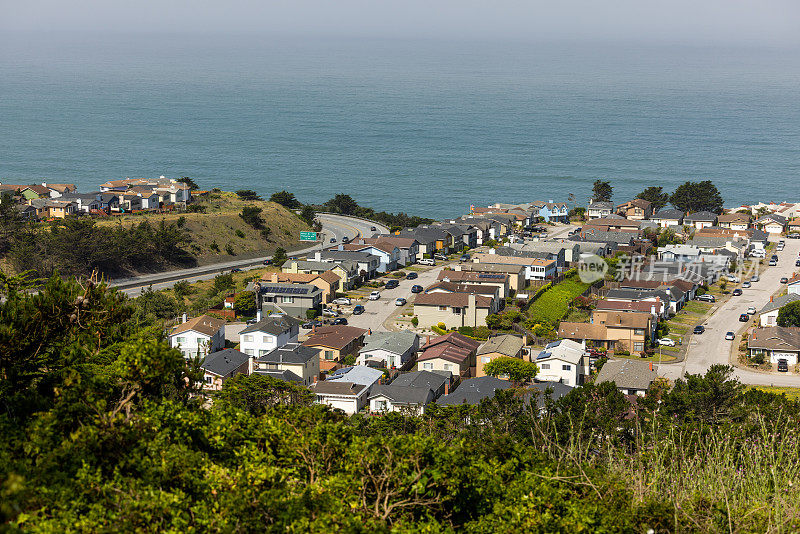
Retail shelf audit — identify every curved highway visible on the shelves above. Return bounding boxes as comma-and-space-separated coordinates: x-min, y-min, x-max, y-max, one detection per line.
112, 214, 389, 296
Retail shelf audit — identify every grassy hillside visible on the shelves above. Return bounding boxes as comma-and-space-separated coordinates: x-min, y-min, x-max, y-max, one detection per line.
96, 191, 313, 265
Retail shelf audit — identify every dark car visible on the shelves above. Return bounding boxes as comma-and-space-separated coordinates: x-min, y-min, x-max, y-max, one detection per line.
330, 238, 336, 243
370, 226, 377, 231
789, 233, 800, 239
231, 268, 242, 273
352, 304, 365, 315
460, 254, 471, 262
693, 325, 705, 334
795, 259, 800, 267
331, 317, 348, 325
301, 320, 323, 329
771, 255, 779, 262
778, 359, 789, 372
732, 289, 743, 296
739, 314, 749, 322
781, 277, 789, 284
384, 279, 399, 289
697, 294, 716, 303
406, 272, 418, 280
342, 236, 350, 243
411, 284, 423, 293
262, 259, 271, 266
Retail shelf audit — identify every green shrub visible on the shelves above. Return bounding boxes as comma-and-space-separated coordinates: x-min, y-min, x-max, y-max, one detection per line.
411, 317, 419, 327
235, 229, 245, 238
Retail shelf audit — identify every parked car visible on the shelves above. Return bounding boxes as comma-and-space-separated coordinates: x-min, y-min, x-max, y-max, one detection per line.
330, 238, 336, 243
395, 297, 407, 306
301, 320, 323, 329
321, 308, 339, 317
245, 318, 258, 325
789, 233, 800, 239
795, 259, 800, 267
460, 254, 471, 262
418, 258, 436, 266
331, 317, 348, 325
657, 338, 676, 347
771, 255, 779, 262
384, 279, 399, 289
693, 325, 705, 334
781, 277, 790, 284
778, 359, 789, 372
725, 331, 735, 340
370, 226, 377, 231
411, 284, 423, 293
742, 281, 751, 289
262, 259, 271, 265
769, 259, 778, 266
739, 314, 749, 322
369, 291, 381, 300
352, 305, 365, 315
342, 236, 350, 243
230, 268, 242, 273
727, 275, 740, 283
747, 306, 756, 315
732, 289, 743, 296
697, 294, 716, 303
751, 275, 760, 282
434, 253, 448, 261
332, 297, 352, 305
405, 272, 417, 281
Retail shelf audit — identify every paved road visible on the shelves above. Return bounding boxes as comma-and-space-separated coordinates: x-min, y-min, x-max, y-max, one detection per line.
661, 237, 800, 386
114, 214, 389, 296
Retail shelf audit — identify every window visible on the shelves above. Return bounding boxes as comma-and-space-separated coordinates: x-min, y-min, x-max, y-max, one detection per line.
281, 296, 295, 304
375, 400, 387, 411
634, 342, 644, 351
242, 335, 253, 343
634, 329, 645, 336
263, 336, 272, 343
205, 376, 213, 384
423, 362, 433, 370
244, 349, 254, 356
444, 364, 452, 371
482, 356, 491, 363
175, 336, 186, 344
259, 350, 269, 357
452, 307, 462, 315
324, 350, 335, 360
540, 363, 550, 370
562, 364, 571, 371
438, 306, 448, 311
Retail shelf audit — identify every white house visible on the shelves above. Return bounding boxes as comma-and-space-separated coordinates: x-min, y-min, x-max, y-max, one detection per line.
787, 275, 800, 296
759, 294, 800, 327
651, 209, 685, 228
748, 327, 800, 366
169, 314, 226, 359
356, 331, 420, 369
253, 343, 320, 386
313, 381, 369, 414
756, 214, 787, 235
238, 314, 301, 363
683, 211, 718, 230
326, 365, 384, 392
533, 339, 587, 386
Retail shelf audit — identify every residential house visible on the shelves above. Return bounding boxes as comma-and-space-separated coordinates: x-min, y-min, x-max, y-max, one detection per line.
718, 212, 752, 230
658, 244, 703, 263
61, 192, 102, 213
449, 263, 522, 292
169, 314, 226, 359
252, 282, 323, 318
437, 376, 513, 406
787, 275, 800, 295
748, 327, 800, 366
200, 349, 250, 391
413, 292, 493, 330
683, 211, 719, 230
127, 187, 161, 210
311, 250, 381, 280
756, 214, 787, 234
397, 226, 452, 259
558, 310, 654, 355
616, 199, 653, 220
303, 325, 367, 371
471, 252, 557, 281
313, 382, 368, 414
357, 331, 420, 369
326, 365, 384, 394
264, 271, 340, 303
424, 281, 501, 312
594, 359, 659, 396
96, 193, 120, 212
368, 370, 450, 415
19, 185, 51, 201
587, 200, 615, 220
353, 236, 420, 266
758, 294, 800, 327
454, 216, 499, 244
536, 202, 570, 223
510, 241, 581, 268
650, 209, 685, 228
338, 241, 401, 272
238, 315, 302, 363
435, 223, 479, 250
787, 218, 800, 235
30, 198, 77, 219
533, 339, 588, 386
417, 332, 481, 378
582, 217, 642, 233
475, 334, 525, 377
596, 298, 667, 321
576, 241, 616, 259
253, 343, 321, 385
283, 259, 358, 291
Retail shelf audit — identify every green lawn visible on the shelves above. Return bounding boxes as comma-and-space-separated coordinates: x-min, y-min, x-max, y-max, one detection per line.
614, 352, 677, 363
682, 301, 712, 314
526, 277, 590, 326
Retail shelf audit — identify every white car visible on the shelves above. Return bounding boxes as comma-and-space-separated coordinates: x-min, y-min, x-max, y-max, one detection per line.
727, 275, 740, 283
657, 338, 676, 347
741, 281, 751, 288
332, 297, 352, 306
368, 291, 381, 300
747, 306, 756, 315
321, 308, 339, 317
395, 297, 407, 306
418, 258, 436, 266
433, 253, 448, 261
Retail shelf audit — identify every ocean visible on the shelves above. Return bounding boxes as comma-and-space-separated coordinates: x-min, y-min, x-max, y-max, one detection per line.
1, 33, 799, 218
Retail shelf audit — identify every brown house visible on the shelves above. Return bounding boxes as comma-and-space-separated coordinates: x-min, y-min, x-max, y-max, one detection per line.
475, 334, 526, 377
417, 332, 481, 378
559, 310, 654, 355
616, 199, 653, 220
266, 271, 341, 303
303, 325, 367, 371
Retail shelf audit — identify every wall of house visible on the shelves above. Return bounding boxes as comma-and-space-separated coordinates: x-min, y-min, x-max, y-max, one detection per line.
414, 304, 490, 330
171, 330, 224, 359
419, 357, 467, 377
316, 391, 366, 414
369, 396, 425, 415
536, 357, 580, 386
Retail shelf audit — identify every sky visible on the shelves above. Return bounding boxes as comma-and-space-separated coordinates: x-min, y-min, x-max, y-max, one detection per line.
1, 0, 799, 46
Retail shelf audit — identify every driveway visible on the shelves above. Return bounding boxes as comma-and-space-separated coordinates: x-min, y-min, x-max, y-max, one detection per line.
661, 236, 800, 386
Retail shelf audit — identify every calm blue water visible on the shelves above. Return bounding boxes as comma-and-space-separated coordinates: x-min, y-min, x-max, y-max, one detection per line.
1, 34, 799, 218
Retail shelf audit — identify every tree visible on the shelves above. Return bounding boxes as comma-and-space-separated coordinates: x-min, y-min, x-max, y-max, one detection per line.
325, 194, 360, 215
670, 180, 724, 214
239, 206, 264, 228
134, 289, 181, 320
663, 364, 744, 423
236, 189, 262, 201
177, 176, 199, 190
216, 374, 313, 414
269, 190, 302, 209
483, 357, 538, 383
591, 180, 612, 203
777, 301, 800, 327
636, 186, 670, 212
272, 247, 288, 267
300, 205, 316, 226
234, 291, 257, 318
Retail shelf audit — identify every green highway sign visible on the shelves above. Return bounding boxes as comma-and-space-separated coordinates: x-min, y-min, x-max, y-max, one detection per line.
300, 231, 318, 242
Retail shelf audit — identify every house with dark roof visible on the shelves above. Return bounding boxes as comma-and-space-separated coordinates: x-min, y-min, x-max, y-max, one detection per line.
238, 315, 302, 360
748, 327, 800, 366
253, 343, 320, 385
357, 331, 420, 369
263, 271, 341, 303
313, 381, 368, 414
475, 334, 526, 377
651, 209, 685, 228
397, 226, 453, 259
437, 376, 512, 406
616, 199, 653, 220
169, 314, 226, 359
756, 214, 787, 234
310, 249, 381, 279
440, 267, 515, 295
282, 259, 359, 291
200, 349, 250, 391
368, 370, 450, 415
683, 211, 719, 230
594, 359, 659, 396
303, 325, 367, 371
759, 294, 800, 327
252, 281, 323, 318
417, 332, 481, 377
587, 200, 615, 220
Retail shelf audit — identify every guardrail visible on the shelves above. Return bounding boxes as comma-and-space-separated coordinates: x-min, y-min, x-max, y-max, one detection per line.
315, 212, 391, 233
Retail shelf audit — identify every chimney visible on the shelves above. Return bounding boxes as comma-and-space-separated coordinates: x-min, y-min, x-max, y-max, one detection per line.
427, 335, 431, 345
313, 375, 318, 383
649, 362, 653, 371
770, 296, 773, 302
182, 312, 188, 323
444, 380, 450, 395
271, 273, 279, 283
256, 309, 262, 322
